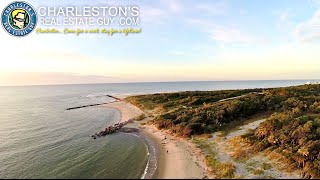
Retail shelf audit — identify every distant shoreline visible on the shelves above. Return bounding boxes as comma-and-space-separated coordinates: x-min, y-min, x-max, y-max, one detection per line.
1, 79, 316, 87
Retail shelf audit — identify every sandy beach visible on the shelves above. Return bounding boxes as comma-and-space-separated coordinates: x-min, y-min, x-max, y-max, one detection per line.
141, 125, 209, 179
104, 101, 143, 123
104, 100, 209, 179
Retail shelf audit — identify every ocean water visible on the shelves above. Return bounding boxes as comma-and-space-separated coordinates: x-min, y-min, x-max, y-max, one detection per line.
0, 80, 316, 178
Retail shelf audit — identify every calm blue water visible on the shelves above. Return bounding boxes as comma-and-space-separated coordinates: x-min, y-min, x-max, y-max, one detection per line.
0, 80, 315, 178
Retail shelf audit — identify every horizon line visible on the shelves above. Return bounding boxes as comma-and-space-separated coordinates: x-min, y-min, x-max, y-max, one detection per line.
1, 79, 319, 87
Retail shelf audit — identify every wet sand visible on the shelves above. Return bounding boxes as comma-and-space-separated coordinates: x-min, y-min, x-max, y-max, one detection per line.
140, 124, 208, 179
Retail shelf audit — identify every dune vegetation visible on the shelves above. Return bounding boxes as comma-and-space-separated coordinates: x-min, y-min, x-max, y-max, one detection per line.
126, 84, 320, 178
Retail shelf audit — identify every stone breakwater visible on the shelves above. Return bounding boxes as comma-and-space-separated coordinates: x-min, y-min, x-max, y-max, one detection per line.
66, 95, 122, 111
92, 119, 133, 139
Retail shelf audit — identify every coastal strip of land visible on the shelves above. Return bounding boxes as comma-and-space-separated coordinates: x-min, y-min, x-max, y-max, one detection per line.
103, 100, 210, 179
122, 85, 320, 179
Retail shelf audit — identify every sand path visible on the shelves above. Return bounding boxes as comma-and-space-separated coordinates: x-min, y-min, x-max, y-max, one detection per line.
210, 119, 300, 179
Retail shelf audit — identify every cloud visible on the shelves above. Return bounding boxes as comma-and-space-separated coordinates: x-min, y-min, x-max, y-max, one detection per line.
0, 72, 117, 86
188, 19, 257, 44
209, 27, 255, 43
170, 50, 187, 56
140, 6, 168, 23
0, 42, 135, 80
161, 0, 183, 13
295, 10, 320, 42
140, 0, 183, 23
276, 9, 296, 29
194, 1, 229, 16
280, 11, 290, 23
309, 0, 320, 7
140, 1, 230, 25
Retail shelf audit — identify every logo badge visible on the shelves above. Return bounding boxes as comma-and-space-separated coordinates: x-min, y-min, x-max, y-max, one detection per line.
1, 1, 37, 37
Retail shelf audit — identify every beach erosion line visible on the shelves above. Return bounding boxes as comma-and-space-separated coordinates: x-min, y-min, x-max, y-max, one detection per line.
140, 131, 159, 179
117, 129, 158, 179
116, 129, 158, 179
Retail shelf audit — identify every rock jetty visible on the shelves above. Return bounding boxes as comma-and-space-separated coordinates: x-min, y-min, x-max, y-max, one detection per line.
92, 119, 133, 139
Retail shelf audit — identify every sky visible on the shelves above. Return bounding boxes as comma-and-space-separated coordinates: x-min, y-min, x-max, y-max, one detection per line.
1, 0, 320, 86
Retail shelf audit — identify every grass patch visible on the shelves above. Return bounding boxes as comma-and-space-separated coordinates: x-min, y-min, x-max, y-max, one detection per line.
218, 162, 236, 178
134, 113, 147, 121
306, 113, 320, 118
245, 160, 259, 172
264, 150, 297, 173
262, 162, 272, 170
245, 160, 269, 176
252, 168, 264, 175
192, 136, 212, 152
192, 137, 236, 178
220, 111, 274, 134
216, 131, 227, 137
231, 146, 248, 161
258, 175, 275, 179
205, 153, 236, 178
227, 137, 252, 161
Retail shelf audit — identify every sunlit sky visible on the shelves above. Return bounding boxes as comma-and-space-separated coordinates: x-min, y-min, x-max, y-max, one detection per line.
1, 0, 320, 86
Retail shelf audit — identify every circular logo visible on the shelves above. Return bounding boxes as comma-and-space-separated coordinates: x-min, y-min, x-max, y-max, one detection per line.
1, 1, 37, 37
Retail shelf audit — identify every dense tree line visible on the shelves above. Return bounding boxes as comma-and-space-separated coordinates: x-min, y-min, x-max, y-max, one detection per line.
126, 89, 265, 110
243, 112, 320, 178
127, 85, 320, 136
127, 84, 320, 177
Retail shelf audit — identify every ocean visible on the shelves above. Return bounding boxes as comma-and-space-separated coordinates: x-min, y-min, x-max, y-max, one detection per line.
0, 80, 316, 178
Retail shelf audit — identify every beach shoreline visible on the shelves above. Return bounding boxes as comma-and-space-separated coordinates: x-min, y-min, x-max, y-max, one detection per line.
103, 100, 210, 179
